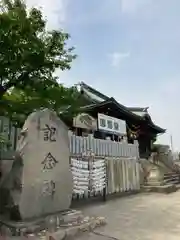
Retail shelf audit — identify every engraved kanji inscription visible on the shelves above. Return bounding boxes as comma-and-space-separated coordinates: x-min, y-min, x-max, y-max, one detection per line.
41, 152, 58, 170
41, 124, 57, 142
42, 180, 56, 199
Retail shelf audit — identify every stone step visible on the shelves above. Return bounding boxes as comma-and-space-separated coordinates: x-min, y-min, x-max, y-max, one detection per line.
142, 184, 177, 194
164, 176, 180, 181
163, 179, 180, 185
163, 173, 180, 184
145, 181, 164, 186
163, 178, 180, 184
164, 174, 180, 179
164, 177, 179, 181
164, 173, 180, 178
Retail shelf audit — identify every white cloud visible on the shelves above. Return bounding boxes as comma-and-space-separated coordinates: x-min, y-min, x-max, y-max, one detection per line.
109, 52, 130, 67
25, 0, 67, 30
121, 0, 141, 13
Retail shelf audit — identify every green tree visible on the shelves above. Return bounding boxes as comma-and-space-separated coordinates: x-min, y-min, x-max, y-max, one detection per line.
0, 0, 80, 125
3, 85, 81, 127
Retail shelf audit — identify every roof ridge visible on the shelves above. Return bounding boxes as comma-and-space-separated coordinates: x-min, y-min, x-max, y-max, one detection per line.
79, 82, 109, 101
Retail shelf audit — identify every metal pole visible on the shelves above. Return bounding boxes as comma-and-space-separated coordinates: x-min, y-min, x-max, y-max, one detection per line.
170, 135, 173, 151
170, 135, 174, 161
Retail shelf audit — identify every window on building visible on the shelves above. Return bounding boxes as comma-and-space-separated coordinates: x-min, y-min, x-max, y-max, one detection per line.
114, 122, 119, 131
100, 118, 106, 127
107, 120, 113, 129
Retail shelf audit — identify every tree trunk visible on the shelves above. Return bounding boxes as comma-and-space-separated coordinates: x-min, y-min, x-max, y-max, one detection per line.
0, 85, 6, 100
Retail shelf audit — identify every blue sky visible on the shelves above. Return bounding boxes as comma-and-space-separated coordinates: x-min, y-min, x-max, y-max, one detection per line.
27, 0, 180, 151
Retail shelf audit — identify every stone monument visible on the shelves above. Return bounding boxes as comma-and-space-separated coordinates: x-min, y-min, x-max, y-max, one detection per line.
0, 109, 73, 220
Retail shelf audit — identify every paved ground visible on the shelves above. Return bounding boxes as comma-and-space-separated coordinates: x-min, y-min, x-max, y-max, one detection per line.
75, 191, 180, 240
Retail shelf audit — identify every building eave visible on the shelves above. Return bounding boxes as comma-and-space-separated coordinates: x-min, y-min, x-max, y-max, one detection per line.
142, 114, 166, 133
80, 99, 166, 134
80, 98, 142, 121
128, 107, 149, 112
79, 82, 109, 102
78, 82, 166, 134
147, 121, 166, 134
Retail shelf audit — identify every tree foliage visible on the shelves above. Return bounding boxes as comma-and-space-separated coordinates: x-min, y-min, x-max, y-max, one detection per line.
3, 85, 81, 126
0, 0, 79, 126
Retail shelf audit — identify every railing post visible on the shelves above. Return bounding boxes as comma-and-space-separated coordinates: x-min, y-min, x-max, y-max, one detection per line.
134, 140, 139, 159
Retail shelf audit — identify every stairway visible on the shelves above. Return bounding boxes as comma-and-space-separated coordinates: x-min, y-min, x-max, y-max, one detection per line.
140, 158, 180, 193
163, 172, 180, 185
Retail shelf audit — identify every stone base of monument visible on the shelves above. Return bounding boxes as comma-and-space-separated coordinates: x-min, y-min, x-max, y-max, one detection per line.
146, 166, 164, 185
0, 209, 106, 239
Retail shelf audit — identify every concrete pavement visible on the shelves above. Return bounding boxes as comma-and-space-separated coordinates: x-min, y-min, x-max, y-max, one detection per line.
75, 191, 180, 240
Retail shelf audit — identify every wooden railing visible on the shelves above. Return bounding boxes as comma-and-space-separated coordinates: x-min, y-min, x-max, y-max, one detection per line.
69, 133, 139, 158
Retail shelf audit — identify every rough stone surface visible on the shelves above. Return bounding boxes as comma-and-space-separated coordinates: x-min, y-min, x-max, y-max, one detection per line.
47, 230, 66, 240
0, 109, 73, 220
0, 209, 106, 238
71, 232, 113, 240
65, 226, 79, 238
62, 210, 84, 224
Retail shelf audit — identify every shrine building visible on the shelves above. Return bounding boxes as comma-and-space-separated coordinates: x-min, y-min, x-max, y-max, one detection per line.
70, 82, 165, 159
